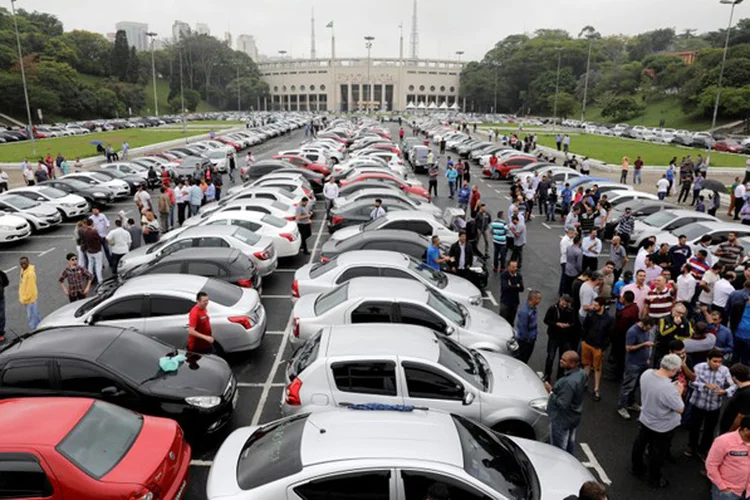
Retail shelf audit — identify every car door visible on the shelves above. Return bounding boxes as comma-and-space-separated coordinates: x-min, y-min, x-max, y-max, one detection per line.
348, 301, 395, 324
289, 470, 393, 500
398, 469, 495, 500
408, 220, 435, 237
90, 297, 145, 331
0, 360, 56, 398
0, 452, 57, 500
327, 360, 403, 407
144, 295, 196, 348
396, 303, 448, 334
54, 359, 140, 410
399, 361, 480, 420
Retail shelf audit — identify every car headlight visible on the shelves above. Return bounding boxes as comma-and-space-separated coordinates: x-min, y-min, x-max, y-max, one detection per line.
469, 266, 484, 274
0, 225, 13, 232
530, 397, 548, 414
506, 338, 519, 352
93, 192, 106, 198
185, 396, 221, 408
60, 202, 75, 208
469, 295, 482, 306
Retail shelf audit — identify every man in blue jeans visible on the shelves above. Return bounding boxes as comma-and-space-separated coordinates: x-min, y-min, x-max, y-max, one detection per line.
514, 290, 542, 363
617, 316, 656, 420
545, 350, 586, 455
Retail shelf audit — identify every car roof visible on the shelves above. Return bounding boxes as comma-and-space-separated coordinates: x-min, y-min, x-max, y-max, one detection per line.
382, 211, 435, 222
0, 397, 94, 446
301, 408, 462, 468
349, 229, 427, 244
335, 250, 410, 267
661, 209, 714, 218
2, 326, 122, 359
693, 221, 749, 232
159, 247, 241, 263
178, 225, 240, 237
324, 323, 440, 359
344, 277, 430, 301
117, 274, 208, 294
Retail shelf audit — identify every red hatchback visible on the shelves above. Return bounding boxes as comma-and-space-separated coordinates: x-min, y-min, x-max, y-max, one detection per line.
339, 172, 430, 200
0, 398, 191, 500
483, 155, 537, 180
273, 155, 331, 176
713, 139, 745, 154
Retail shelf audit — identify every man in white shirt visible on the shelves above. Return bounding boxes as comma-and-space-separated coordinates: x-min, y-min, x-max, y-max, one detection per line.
698, 263, 723, 311
107, 219, 132, 273
22, 159, 34, 185
559, 228, 576, 295
676, 264, 697, 305
713, 271, 736, 316
89, 207, 111, 264
323, 177, 339, 217
656, 175, 670, 200
581, 229, 602, 273
634, 241, 656, 275
134, 184, 152, 213
370, 199, 386, 220
735, 182, 747, 220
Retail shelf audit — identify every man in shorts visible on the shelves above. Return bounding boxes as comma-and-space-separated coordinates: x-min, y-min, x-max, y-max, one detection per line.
581, 297, 614, 402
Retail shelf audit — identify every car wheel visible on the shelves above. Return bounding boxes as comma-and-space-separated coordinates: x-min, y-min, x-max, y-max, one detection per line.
492, 420, 535, 439
491, 171, 500, 181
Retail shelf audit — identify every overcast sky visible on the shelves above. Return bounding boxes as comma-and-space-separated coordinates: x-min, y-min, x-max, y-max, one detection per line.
19, 0, 749, 60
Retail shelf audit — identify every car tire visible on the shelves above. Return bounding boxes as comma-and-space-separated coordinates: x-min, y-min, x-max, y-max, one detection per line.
492, 420, 535, 439
491, 171, 500, 181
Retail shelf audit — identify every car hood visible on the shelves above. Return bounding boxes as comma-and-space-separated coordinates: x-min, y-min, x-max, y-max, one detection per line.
104, 179, 129, 189
37, 299, 87, 329
651, 231, 679, 247
443, 274, 482, 302
59, 194, 87, 205
465, 306, 514, 342
481, 351, 548, 400
508, 436, 596, 498
142, 353, 232, 398
118, 244, 157, 272
329, 224, 363, 241
0, 214, 28, 227
28, 203, 58, 217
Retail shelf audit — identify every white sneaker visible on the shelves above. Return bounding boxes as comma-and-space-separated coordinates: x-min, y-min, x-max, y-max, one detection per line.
627, 403, 642, 412
617, 408, 631, 420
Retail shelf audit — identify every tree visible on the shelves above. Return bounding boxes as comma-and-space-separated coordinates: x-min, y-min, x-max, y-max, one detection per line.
548, 92, 577, 118
169, 88, 200, 113
63, 30, 111, 76
601, 95, 644, 121
111, 30, 130, 82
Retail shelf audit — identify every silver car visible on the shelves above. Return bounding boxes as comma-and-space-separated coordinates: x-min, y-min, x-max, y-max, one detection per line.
282, 324, 549, 439
7, 186, 89, 219
332, 187, 442, 217
183, 198, 296, 228
37, 274, 267, 354
629, 209, 718, 250
0, 193, 62, 231
329, 211, 458, 245
291, 277, 517, 353
293, 250, 483, 306
117, 226, 278, 276
206, 407, 593, 500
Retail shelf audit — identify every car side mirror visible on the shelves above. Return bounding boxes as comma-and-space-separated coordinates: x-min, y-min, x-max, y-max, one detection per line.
463, 391, 475, 406
445, 326, 455, 336
101, 386, 124, 397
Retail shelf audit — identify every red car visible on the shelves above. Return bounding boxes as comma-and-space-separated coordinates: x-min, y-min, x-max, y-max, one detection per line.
368, 143, 403, 157
215, 137, 242, 151
339, 172, 430, 200
0, 397, 190, 499
713, 139, 745, 154
273, 155, 331, 176
483, 155, 537, 179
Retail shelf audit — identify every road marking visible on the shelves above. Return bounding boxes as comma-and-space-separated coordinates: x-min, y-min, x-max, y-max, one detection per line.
0, 250, 44, 254
190, 460, 213, 467
494, 189, 502, 194
580, 442, 612, 485
275, 269, 297, 272
542, 223, 551, 230
30, 235, 73, 239
503, 196, 511, 201
238, 382, 285, 388
265, 330, 285, 335
262, 294, 292, 299
3, 266, 16, 273
37, 247, 56, 257
251, 215, 327, 427
483, 290, 498, 306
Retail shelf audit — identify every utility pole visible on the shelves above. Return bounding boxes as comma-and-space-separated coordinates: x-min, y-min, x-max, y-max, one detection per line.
179, 47, 186, 140
10, 0, 35, 155
147, 32, 159, 116
552, 47, 563, 133
365, 36, 375, 114
278, 50, 287, 111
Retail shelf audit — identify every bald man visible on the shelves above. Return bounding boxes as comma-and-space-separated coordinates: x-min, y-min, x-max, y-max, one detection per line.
545, 351, 587, 454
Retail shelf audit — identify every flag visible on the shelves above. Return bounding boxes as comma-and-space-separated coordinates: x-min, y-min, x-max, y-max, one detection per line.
326, 21, 333, 28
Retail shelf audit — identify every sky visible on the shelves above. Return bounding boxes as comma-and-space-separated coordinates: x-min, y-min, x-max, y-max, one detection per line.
17, 0, 749, 61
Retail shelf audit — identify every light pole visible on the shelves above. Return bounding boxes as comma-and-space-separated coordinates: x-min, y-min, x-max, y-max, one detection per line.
278, 50, 287, 111
707, 0, 744, 167
455, 50, 464, 64
236, 63, 241, 113
578, 26, 598, 122
178, 47, 186, 139
364, 36, 375, 114
10, 0, 35, 155
490, 61, 500, 114
146, 32, 159, 116
552, 47, 563, 133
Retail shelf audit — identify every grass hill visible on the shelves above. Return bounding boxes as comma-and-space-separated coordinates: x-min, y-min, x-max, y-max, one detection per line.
583, 96, 721, 131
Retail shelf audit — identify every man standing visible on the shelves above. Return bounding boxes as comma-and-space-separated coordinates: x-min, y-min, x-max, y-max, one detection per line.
515, 290, 542, 363
89, 207, 111, 265
730, 295, 750, 365
706, 416, 750, 499
428, 161, 439, 198
669, 236, 693, 281
126, 218, 143, 250
134, 184, 152, 213
188, 291, 215, 354
509, 215, 526, 269
735, 182, 746, 221
581, 230, 602, 273
323, 177, 339, 217
616, 207, 636, 248
719, 364, 750, 434
19, 257, 40, 331
622, 270, 649, 316
543, 295, 578, 382
475, 204, 492, 259
188, 179, 203, 216
446, 162, 458, 199
107, 219, 132, 273
630, 354, 685, 489
556, 134, 563, 151
559, 229, 577, 294
82, 219, 103, 283
491, 211, 509, 272
448, 231, 474, 280
617, 315, 655, 420
500, 261, 524, 324
59, 253, 93, 302
645, 275, 675, 321
369, 199, 386, 220
716, 232, 745, 271
158, 187, 171, 233
425, 235, 452, 271
545, 351, 586, 455
457, 181, 471, 213
656, 175, 670, 200
470, 185, 482, 218
609, 235, 628, 282
296, 197, 312, 255
581, 297, 613, 402
563, 134, 571, 153
563, 235, 583, 295
633, 156, 644, 185
579, 271, 603, 324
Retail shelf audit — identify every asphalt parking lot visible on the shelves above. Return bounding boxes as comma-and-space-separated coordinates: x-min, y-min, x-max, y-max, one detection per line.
0, 122, 712, 499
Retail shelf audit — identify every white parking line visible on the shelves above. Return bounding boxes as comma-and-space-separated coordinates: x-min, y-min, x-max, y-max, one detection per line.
30, 235, 73, 239
238, 382, 285, 388
262, 294, 292, 299
3, 266, 16, 273
190, 460, 213, 467
580, 442, 612, 485
0, 250, 44, 254
275, 269, 297, 272
483, 290, 498, 306
265, 330, 285, 335
38, 247, 56, 257
542, 223, 551, 230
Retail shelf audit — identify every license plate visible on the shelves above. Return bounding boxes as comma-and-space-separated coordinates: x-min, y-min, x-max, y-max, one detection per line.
174, 480, 186, 500
232, 390, 239, 409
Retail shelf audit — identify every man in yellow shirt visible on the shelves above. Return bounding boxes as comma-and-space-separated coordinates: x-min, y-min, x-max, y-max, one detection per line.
19, 257, 40, 330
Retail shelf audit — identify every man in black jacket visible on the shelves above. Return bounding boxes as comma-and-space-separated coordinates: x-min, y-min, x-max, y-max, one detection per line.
448, 231, 474, 281
474, 204, 492, 259
581, 297, 614, 402
543, 294, 579, 382
499, 260, 524, 324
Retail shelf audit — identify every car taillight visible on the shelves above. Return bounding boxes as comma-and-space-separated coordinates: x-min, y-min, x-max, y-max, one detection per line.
285, 215, 295, 221
229, 316, 253, 329
236, 278, 253, 288
292, 280, 299, 297
280, 233, 295, 242
254, 250, 271, 260
285, 377, 302, 406
320, 256, 330, 263
303, 187, 311, 195
293, 317, 300, 337
331, 215, 344, 225
128, 489, 154, 500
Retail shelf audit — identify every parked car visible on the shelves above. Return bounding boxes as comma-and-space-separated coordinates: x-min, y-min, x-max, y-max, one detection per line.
604, 200, 677, 240
0, 327, 237, 434
7, 186, 88, 220
629, 209, 718, 250
39, 178, 115, 208
0, 213, 31, 243
332, 187, 441, 217
713, 139, 745, 154
328, 210, 459, 245
0, 193, 62, 232
93, 168, 146, 194
184, 198, 297, 228
651, 221, 750, 248
339, 173, 430, 201
194, 211, 302, 258
62, 172, 130, 199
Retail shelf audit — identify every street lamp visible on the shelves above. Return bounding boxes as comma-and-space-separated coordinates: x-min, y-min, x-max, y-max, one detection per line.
455, 50, 464, 63
178, 47, 186, 139
278, 50, 287, 111
235, 63, 242, 113
146, 32, 159, 116
364, 36, 375, 114
10, 0, 35, 155
707, 0, 744, 168
578, 26, 598, 122
490, 61, 501, 114
552, 47, 563, 133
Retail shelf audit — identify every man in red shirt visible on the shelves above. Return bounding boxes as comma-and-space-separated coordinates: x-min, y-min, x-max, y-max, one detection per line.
470, 185, 481, 218
188, 291, 215, 354
489, 154, 499, 175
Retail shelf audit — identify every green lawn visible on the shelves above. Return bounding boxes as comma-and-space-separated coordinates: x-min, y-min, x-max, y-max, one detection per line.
535, 133, 749, 168
184, 120, 244, 127
583, 96, 719, 131
0, 128, 212, 163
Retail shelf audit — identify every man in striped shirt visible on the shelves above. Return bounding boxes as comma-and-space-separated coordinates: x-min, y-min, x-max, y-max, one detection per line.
689, 250, 711, 280
645, 276, 674, 320
716, 232, 745, 271
491, 211, 509, 272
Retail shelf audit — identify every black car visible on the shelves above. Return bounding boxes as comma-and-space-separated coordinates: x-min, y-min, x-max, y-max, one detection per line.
320, 229, 488, 289
94, 168, 145, 194
240, 160, 300, 182
272, 167, 325, 192
604, 200, 677, 240
96, 247, 261, 293
0, 327, 237, 435
337, 180, 409, 199
39, 179, 115, 208
328, 199, 416, 233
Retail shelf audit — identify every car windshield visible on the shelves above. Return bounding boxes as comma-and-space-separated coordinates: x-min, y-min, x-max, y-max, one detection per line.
407, 256, 447, 288
89, 172, 111, 183
309, 256, 338, 279
452, 415, 537, 500
2, 194, 39, 209
56, 401, 143, 479
101, 169, 126, 179
361, 216, 389, 231
437, 334, 485, 390
681, 223, 711, 241
426, 289, 465, 326
642, 211, 678, 228
37, 187, 67, 199
314, 283, 348, 315
98, 330, 175, 384
207, 150, 226, 159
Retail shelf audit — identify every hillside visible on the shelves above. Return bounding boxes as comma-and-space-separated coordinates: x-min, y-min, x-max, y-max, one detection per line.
583, 96, 722, 131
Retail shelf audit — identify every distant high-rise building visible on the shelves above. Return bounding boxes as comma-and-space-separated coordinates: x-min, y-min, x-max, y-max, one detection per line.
106, 32, 116, 43
172, 20, 190, 41
237, 34, 258, 61
115, 21, 148, 51
224, 32, 233, 47
196, 23, 210, 36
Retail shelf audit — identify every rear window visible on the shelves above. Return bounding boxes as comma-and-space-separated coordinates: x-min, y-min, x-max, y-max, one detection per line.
232, 227, 262, 246
314, 283, 349, 315
289, 330, 322, 379
309, 256, 339, 279
202, 278, 243, 306
56, 401, 143, 479
262, 214, 287, 228
237, 414, 307, 490
271, 200, 290, 211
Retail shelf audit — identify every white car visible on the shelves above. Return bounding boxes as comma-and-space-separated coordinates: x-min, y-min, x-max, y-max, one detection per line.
198, 211, 302, 258
204, 149, 230, 173
606, 190, 660, 207
0, 193, 62, 231
184, 198, 296, 228
7, 186, 88, 219
209, 187, 306, 213
629, 209, 718, 250
329, 210, 458, 245
63, 172, 130, 199
0, 214, 31, 243
291, 277, 518, 353
651, 221, 750, 249
101, 162, 149, 180
293, 250, 483, 306
332, 187, 442, 217
234, 178, 312, 203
